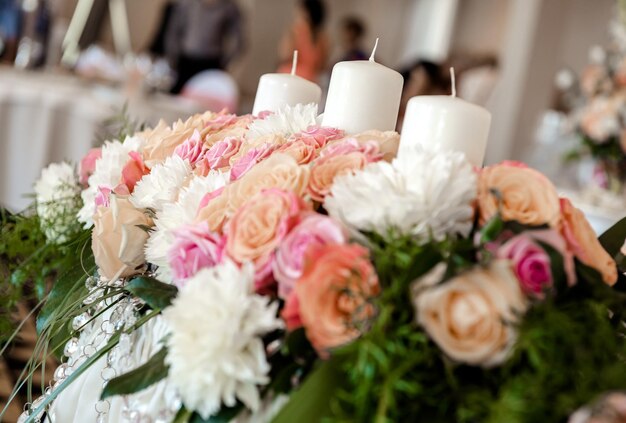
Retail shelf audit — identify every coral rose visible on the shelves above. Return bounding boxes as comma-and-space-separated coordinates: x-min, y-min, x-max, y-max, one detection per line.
413, 260, 528, 367
92, 195, 153, 280
559, 198, 617, 285
273, 214, 347, 299
228, 154, 309, 212
478, 162, 561, 227
120, 151, 149, 193
288, 243, 380, 353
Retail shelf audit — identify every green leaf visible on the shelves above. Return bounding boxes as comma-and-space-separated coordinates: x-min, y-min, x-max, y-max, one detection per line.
190, 404, 244, 422
125, 276, 178, 310
599, 216, 626, 258
173, 407, 193, 423
272, 359, 343, 423
101, 348, 169, 399
480, 214, 504, 244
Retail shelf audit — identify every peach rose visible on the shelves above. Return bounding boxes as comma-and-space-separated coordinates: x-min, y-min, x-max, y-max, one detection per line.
308, 152, 367, 202
478, 162, 561, 227
228, 153, 309, 212
559, 198, 617, 285
351, 130, 400, 162
288, 243, 380, 353
275, 138, 317, 164
226, 188, 309, 263
413, 260, 528, 367
92, 195, 153, 280
195, 187, 230, 233
141, 121, 197, 165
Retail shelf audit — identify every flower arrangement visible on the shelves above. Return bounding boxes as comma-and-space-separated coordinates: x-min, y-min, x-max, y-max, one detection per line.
563, 8, 626, 193
5, 104, 626, 423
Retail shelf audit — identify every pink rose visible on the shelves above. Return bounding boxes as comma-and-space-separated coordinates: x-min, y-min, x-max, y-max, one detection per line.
174, 130, 207, 167
79, 148, 102, 186
198, 136, 242, 174
257, 110, 273, 119
320, 138, 383, 162
168, 222, 225, 287
496, 233, 553, 297
290, 126, 344, 149
229, 143, 278, 181
95, 186, 113, 208
204, 111, 238, 132
273, 214, 347, 299
120, 151, 149, 193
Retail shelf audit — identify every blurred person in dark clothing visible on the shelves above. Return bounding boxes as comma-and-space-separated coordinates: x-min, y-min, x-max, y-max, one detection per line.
166, 0, 244, 94
338, 16, 367, 62
0, 0, 21, 62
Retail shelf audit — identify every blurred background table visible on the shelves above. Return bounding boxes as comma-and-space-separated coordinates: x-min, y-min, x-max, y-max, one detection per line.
0, 66, 203, 212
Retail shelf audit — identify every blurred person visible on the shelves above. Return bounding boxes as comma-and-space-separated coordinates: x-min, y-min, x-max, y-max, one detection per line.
397, 60, 449, 130
166, 0, 244, 94
0, 0, 21, 63
338, 16, 367, 62
278, 0, 328, 83
456, 54, 499, 107
149, 0, 176, 58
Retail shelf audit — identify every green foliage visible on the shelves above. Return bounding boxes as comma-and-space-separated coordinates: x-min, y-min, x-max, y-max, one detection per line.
0, 206, 90, 340
101, 348, 169, 399
271, 220, 626, 423
125, 276, 178, 311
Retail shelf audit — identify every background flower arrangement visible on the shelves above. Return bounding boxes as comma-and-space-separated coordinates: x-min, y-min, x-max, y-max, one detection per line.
3, 104, 626, 423
564, 5, 626, 194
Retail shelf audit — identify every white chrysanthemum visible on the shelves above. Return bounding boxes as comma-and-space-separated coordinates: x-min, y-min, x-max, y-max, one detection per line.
34, 162, 82, 243
77, 136, 144, 228
145, 171, 229, 282
130, 155, 192, 212
247, 103, 318, 139
163, 261, 283, 419
325, 145, 477, 242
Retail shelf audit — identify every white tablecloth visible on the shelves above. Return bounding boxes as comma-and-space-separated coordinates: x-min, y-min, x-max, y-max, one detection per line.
0, 68, 202, 212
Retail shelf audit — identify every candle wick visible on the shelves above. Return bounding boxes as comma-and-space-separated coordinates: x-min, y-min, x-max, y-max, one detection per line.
291, 50, 298, 76
450, 67, 456, 97
369, 38, 379, 62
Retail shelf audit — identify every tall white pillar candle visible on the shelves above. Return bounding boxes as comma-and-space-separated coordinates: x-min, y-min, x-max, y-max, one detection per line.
399, 69, 491, 167
252, 51, 322, 116
322, 39, 404, 133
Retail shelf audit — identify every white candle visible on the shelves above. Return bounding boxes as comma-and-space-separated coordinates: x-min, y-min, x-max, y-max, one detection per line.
252, 51, 322, 115
399, 68, 492, 167
322, 39, 404, 133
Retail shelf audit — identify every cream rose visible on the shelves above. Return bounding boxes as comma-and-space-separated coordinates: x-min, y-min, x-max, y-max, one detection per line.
413, 260, 528, 367
228, 154, 309, 212
478, 162, 561, 227
92, 195, 153, 280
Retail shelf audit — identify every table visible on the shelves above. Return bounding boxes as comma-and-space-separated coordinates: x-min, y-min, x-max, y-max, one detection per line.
0, 67, 203, 212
